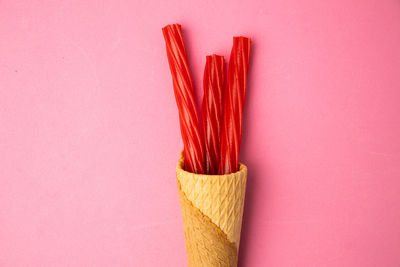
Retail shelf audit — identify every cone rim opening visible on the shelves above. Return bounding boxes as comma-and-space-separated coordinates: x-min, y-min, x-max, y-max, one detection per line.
176, 152, 247, 178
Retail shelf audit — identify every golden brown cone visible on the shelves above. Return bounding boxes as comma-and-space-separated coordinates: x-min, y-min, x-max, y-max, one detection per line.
176, 154, 247, 266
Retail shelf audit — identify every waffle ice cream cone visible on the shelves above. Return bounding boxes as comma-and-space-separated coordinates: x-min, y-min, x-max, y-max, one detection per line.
176, 154, 247, 266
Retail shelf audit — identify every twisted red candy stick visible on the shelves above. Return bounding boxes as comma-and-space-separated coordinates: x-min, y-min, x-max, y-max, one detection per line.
201, 55, 225, 175
162, 24, 205, 174
219, 37, 251, 174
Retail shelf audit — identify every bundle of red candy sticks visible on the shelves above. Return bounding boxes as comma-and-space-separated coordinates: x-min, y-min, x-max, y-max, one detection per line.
162, 24, 251, 175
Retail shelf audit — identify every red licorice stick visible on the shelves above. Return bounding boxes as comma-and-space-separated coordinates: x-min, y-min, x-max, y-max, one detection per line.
201, 55, 225, 175
219, 37, 251, 175
162, 24, 205, 174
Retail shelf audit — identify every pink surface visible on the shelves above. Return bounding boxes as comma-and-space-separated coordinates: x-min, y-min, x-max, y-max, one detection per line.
1, 0, 400, 266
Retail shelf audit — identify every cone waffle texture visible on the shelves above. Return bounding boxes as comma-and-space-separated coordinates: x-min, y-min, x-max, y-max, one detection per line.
176, 154, 247, 266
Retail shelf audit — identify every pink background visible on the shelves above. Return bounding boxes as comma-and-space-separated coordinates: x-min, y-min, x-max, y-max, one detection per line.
1, 0, 400, 266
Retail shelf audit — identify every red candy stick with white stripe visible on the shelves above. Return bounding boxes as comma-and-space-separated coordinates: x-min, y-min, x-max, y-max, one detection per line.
219, 37, 251, 174
201, 55, 225, 175
162, 24, 205, 174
